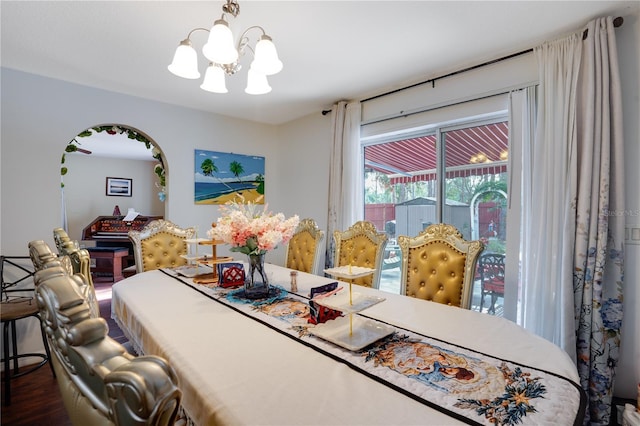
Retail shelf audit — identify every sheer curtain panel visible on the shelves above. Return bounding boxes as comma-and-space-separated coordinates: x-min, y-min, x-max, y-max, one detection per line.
505, 86, 536, 323
522, 31, 582, 356
326, 101, 363, 268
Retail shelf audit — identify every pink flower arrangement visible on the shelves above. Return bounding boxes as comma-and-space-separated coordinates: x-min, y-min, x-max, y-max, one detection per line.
207, 202, 300, 256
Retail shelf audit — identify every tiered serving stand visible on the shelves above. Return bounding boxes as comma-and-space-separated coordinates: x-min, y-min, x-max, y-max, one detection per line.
181, 238, 233, 284
312, 266, 394, 351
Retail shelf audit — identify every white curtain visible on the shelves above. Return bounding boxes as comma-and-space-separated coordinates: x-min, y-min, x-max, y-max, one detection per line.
61, 181, 68, 231
505, 86, 536, 322
326, 101, 363, 268
521, 17, 625, 424
520, 32, 582, 358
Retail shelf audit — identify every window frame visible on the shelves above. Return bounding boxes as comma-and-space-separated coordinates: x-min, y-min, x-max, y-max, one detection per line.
361, 111, 515, 317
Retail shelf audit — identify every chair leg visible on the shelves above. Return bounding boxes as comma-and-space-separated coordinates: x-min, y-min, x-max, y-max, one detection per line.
2, 316, 55, 406
479, 289, 486, 312
38, 319, 55, 378
489, 293, 497, 314
10, 320, 19, 374
3, 320, 12, 405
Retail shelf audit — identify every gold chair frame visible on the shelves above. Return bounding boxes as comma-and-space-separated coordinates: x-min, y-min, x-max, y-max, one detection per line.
333, 220, 388, 289
53, 228, 93, 283
398, 223, 484, 309
42, 234, 101, 319
128, 219, 196, 273
31, 250, 182, 425
285, 218, 325, 275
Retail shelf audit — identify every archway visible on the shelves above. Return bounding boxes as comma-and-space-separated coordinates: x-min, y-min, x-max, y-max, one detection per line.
60, 124, 167, 242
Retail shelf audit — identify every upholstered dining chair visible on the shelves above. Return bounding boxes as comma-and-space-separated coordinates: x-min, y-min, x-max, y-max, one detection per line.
128, 219, 196, 273
478, 253, 505, 314
285, 218, 325, 275
333, 220, 388, 289
53, 227, 74, 253
53, 228, 90, 278
398, 223, 484, 309
32, 251, 182, 425
36, 237, 101, 319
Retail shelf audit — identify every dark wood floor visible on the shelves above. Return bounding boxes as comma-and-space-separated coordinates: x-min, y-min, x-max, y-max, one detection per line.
0, 362, 69, 426
1, 282, 125, 425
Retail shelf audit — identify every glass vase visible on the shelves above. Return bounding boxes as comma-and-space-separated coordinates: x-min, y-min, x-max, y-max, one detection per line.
244, 253, 270, 299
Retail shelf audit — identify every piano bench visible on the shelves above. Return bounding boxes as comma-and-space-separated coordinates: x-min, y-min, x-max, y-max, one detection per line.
87, 247, 129, 283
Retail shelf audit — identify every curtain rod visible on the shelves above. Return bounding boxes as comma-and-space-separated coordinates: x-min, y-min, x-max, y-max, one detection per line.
321, 16, 623, 116
320, 48, 530, 116
357, 16, 624, 105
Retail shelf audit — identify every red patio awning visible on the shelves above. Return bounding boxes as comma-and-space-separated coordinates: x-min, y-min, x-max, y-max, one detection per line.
364, 122, 508, 184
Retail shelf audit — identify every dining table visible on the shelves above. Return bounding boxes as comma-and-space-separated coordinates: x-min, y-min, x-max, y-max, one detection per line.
111, 262, 585, 426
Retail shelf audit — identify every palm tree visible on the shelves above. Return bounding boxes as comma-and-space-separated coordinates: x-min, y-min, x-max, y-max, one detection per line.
201, 158, 218, 176
255, 174, 265, 195
229, 161, 244, 182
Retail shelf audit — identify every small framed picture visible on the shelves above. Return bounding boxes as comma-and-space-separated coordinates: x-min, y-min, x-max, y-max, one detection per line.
106, 177, 132, 197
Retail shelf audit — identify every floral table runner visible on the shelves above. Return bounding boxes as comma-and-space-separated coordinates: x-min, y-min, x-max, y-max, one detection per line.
161, 269, 585, 426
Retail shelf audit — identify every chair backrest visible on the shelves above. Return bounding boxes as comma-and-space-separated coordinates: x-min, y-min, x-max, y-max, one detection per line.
32, 252, 182, 426
285, 218, 325, 275
53, 227, 74, 253
53, 228, 96, 290
53, 228, 89, 278
29, 240, 100, 318
398, 223, 484, 309
128, 219, 196, 273
333, 220, 388, 288
479, 253, 505, 287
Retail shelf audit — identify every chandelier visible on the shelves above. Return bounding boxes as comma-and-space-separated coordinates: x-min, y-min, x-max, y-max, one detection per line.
168, 0, 283, 95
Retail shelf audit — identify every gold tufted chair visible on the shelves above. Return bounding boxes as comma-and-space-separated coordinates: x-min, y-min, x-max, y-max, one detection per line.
128, 219, 196, 273
285, 218, 325, 275
31, 249, 182, 425
333, 220, 388, 289
398, 223, 484, 309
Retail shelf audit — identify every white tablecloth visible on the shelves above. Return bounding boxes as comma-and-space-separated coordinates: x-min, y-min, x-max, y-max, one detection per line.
111, 264, 582, 426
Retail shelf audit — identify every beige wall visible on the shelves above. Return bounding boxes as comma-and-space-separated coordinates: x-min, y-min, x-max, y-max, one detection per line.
0, 69, 282, 253
0, 69, 294, 367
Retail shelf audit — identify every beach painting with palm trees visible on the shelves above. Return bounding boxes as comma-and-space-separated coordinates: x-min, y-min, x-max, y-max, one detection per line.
194, 149, 265, 204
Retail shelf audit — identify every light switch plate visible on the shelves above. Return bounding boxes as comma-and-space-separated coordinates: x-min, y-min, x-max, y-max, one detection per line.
625, 225, 640, 245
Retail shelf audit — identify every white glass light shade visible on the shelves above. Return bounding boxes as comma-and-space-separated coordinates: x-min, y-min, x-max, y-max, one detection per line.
200, 64, 228, 93
250, 35, 283, 76
167, 40, 200, 79
202, 19, 239, 65
245, 69, 271, 95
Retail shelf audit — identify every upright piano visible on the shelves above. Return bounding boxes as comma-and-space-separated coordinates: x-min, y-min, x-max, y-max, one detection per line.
82, 215, 163, 270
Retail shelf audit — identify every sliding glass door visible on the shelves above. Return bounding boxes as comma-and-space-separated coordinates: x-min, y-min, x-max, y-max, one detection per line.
363, 117, 510, 316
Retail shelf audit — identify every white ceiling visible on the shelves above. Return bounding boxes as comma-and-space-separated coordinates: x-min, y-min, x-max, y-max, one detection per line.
1, 1, 636, 157
69, 131, 157, 161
